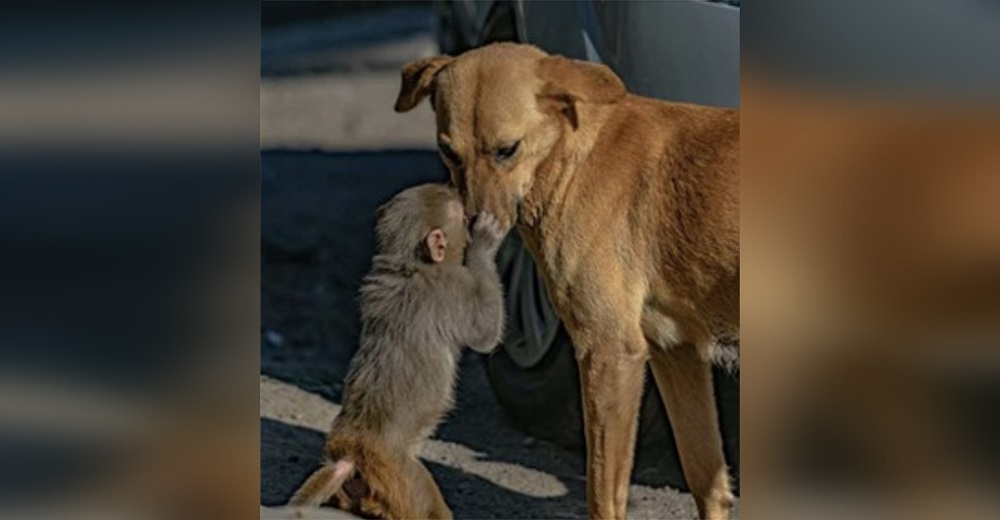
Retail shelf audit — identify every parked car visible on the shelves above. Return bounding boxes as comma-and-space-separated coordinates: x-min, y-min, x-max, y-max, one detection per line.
436, 0, 740, 491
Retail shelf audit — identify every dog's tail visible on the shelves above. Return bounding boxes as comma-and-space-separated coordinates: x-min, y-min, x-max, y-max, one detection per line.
288, 458, 356, 507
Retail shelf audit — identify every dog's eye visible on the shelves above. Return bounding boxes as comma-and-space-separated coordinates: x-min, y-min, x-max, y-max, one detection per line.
439, 142, 461, 166
495, 141, 520, 162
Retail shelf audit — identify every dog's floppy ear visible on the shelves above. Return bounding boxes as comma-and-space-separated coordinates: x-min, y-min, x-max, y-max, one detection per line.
537, 56, 625, 129
394, 55, 454, 113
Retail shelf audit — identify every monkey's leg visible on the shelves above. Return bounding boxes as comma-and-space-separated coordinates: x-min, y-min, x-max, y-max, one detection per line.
288, 460, 354, 507
575, 327, 648, 520
649, 343, 733, 520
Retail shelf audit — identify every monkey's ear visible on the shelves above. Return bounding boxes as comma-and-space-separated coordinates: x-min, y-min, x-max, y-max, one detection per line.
425, 228, 447, 263
394, 55, 454, 113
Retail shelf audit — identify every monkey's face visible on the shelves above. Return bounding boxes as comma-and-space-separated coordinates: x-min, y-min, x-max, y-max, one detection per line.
424, 197, 469, 265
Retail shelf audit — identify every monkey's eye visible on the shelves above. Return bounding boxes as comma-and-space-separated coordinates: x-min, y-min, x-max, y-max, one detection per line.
439, 141, 461, 167
495, 141, 520, 162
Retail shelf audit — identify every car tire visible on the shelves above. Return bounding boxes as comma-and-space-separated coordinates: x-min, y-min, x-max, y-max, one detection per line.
485, 325, 585, 450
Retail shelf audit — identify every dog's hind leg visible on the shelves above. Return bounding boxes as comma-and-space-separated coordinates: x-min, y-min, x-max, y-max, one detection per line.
574, 327, 649, 519
650, 343, 734, 520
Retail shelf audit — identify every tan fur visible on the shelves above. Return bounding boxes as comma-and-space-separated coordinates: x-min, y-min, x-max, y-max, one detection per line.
290, 430, 452, 520
289, 459, 356, 508
396, 43, 739, 519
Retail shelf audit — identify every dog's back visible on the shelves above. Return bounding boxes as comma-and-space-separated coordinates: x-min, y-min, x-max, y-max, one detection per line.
574, 96, 739, 348
647, 101, 739, 344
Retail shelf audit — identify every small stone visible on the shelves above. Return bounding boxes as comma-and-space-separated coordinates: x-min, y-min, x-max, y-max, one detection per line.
522, 436, 536, 448
265, 329, 286, 346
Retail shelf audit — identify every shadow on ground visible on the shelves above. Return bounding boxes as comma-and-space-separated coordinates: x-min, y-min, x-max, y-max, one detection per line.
426, 458, 588, 520
261, 149, 448, 400
261, 418, 327, 505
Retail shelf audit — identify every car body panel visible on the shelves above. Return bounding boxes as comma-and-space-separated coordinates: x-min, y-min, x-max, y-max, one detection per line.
444, 0, 739, 107
518, 0, 739, 108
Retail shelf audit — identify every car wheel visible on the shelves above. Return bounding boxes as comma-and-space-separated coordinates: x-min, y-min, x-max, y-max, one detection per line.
485, 232, 580, 448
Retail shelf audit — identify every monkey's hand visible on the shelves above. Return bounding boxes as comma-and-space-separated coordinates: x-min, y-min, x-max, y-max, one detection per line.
469, 212, 505, 260
462, 212, 506, 353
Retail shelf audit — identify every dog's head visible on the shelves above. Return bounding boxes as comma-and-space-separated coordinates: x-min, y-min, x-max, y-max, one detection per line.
394, 43, 625, 232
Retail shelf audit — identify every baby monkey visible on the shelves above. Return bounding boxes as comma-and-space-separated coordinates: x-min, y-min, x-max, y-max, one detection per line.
289, 184, 505, 519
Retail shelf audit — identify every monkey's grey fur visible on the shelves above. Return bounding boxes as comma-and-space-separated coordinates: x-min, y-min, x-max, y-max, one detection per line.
290, 184, 505, 518
338, 185, 505, 451
338, 238, 505, 449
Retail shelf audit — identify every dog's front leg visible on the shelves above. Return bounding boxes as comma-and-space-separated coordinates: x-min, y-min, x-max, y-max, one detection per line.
575, 329, 648, 520
650, 344, 734, 520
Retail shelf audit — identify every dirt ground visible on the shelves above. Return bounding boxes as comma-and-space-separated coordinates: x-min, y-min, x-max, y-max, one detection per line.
260, 5, 733, 519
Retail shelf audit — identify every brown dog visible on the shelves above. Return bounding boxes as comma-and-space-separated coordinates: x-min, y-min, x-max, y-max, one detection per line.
395, 43, 738, 519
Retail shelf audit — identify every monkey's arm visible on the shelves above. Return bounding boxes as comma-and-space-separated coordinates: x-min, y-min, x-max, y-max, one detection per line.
459, 248, 505, 353
457, 214, 505, 353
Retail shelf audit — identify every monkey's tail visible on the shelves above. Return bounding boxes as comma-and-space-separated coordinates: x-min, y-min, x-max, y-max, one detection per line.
288, 458, 356, 507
